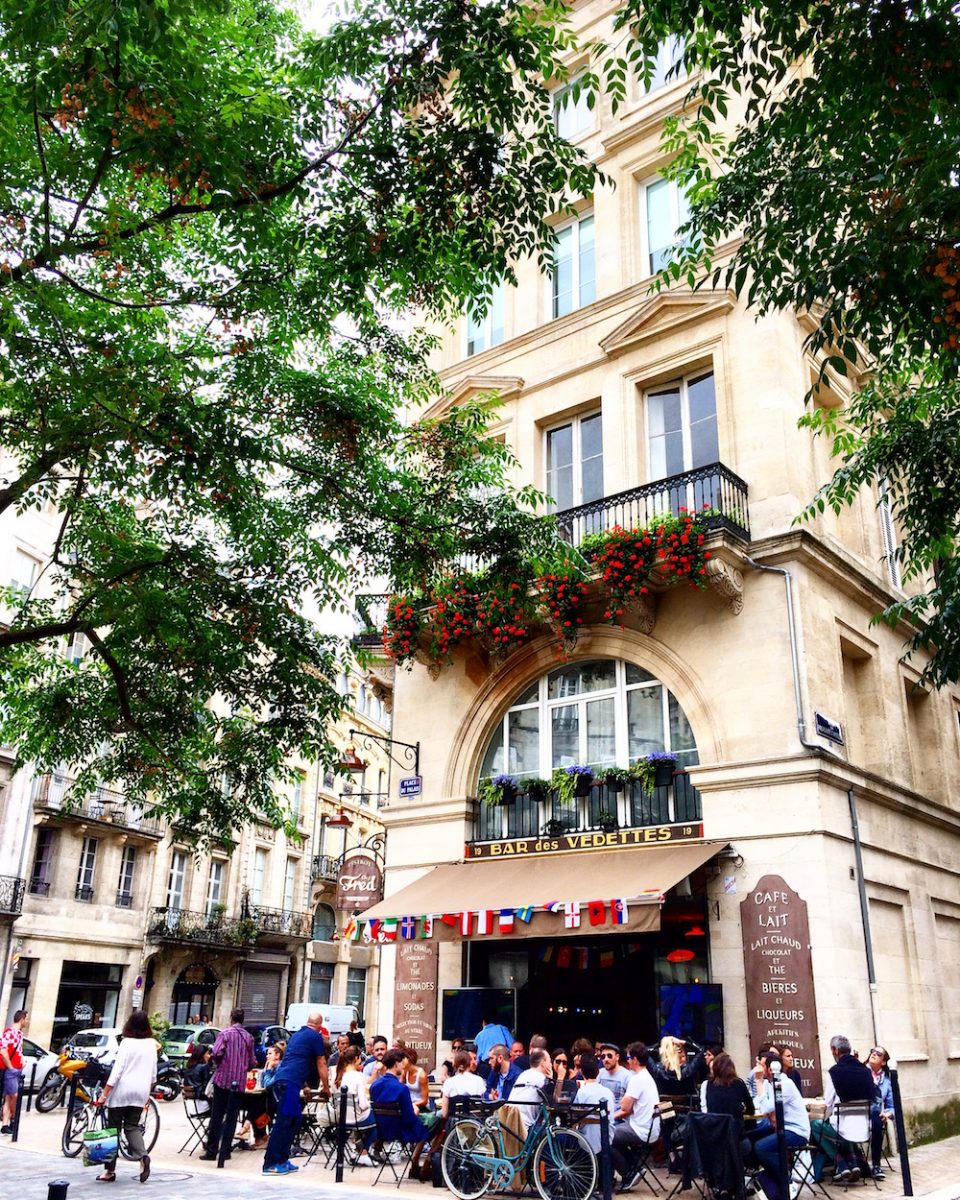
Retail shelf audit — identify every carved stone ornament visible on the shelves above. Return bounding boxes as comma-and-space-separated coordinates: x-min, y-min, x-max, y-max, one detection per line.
705, 558, 744, 614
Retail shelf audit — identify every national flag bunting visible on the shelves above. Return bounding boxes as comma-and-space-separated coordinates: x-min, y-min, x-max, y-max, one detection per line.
587, 900, 607, 926
440, 913, 459, 927
364, 919, 380, 943
460, 911, 474, 936
476, 910, 493, 935
545, 901, 563, 913
599, 950, 615, 969
557, 946, 572, 968
564, 901, 581, 929
343, 916, 360, 941
420, 915, 434, 939
498, 909, 515, 933
577, 948, 589, 970
381, 918, 398, 942
400, 916, 417, 940
611, 899, 628, 925
516, 906, 534, 923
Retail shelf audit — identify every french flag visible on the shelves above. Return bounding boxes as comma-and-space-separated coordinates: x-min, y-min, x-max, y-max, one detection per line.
499, 909, 515, 933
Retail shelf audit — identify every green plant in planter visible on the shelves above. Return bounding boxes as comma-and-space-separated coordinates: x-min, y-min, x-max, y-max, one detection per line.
542, 818, 567, 838
598, 766, 632, 792
595, 809, 619, 830
630, 758, 656, 791
520, 777, 553, 802
479, 773, 519, 806
551, 764, 593, 804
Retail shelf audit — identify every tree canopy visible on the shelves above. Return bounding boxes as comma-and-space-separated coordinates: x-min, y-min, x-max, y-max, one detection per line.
609, 0, 960, 686
0, 0, 595, 840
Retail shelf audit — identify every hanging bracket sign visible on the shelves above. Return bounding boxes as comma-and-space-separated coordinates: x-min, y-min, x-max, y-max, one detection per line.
335, 854, 383, 912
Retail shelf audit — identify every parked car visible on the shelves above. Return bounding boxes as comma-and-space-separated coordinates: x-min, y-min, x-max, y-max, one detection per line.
162, 1024, 220, 1064
20, 1037, 60, 1091
285, 1003, 360, 1036
66, 1027, 123, 1066
244, 1024, 288, 1068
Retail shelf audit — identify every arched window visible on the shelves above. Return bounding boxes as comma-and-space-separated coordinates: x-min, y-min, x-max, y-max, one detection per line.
479, 658, 697, 780
312, 903, 337, 942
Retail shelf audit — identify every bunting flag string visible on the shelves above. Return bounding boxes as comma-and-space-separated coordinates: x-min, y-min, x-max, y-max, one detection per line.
400, 915, 417, 940
588, 899, 607, 926
420, 915, 434, 939
476, 910, 493, 935
343, 915, 360, 941
368, 894, 657, 938
498, 909, 515, 933
516, 906, 534, 923
564, 901, 581, 929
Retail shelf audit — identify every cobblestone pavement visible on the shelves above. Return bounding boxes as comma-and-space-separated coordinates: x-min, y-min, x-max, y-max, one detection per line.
0, 1102, 955, 1200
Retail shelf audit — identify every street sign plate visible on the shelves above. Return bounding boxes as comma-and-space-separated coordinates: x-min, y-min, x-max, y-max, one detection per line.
399, 775, 422, 797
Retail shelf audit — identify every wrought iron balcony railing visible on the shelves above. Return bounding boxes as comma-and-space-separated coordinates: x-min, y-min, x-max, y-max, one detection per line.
467, 774, 702, 847
0, 875, 25, 915
146, 906, 258, 948
249, 906, 311, 939
553, 462, 750, 547
28, 878, 50, 897
75, 884, 94, 902
32, 773, 163, 838
353, 594, 390, 649
312, 854, 340, 883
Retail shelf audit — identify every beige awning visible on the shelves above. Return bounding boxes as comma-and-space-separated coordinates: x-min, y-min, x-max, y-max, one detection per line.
362, 840, 724, 922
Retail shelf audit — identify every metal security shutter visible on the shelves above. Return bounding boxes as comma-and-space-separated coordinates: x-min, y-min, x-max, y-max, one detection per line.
238, 967, 283, 1022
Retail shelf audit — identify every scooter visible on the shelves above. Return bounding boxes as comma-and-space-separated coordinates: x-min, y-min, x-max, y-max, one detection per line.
35, 1047, 95, 1112
153, 1052, 183, 1102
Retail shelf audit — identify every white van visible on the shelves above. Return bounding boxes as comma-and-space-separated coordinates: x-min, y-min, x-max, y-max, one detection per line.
285, 1002, 361, 1036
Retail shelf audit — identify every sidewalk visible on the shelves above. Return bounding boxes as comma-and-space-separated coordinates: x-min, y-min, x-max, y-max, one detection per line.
0, 1102, 956, 1200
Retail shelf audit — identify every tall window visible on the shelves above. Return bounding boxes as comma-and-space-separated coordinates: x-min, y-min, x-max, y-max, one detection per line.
647, 371, 718, 481
642, 177, 691, 275
30, 828, 55, 896
480, 658, 698, 779
309, 962, 334, 1005
251, 848, 267, 905
312, 903, 337, 942
166, 851, 187, 910
644, 36, 686, 92
553, 77, 593, 139
76, 837, 98, 902
117, 846, 137, 908
546, 412, 603, 512
205, 860, 224, 915
291, 774, 303, 822
878, 477, 902, 589
9, 549, 39, 598
552, 213, 595, 318
283, 858, 297, 911
466, 283, 505, 357
346, 967, 367, 1020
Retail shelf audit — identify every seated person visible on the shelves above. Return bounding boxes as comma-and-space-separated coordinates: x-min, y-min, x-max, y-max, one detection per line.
484, 1044, 520, 1102
703, 1053, 754, 1134
506, 1047, 553, 1131
570, 1053, 614, 1155
751, 1054, 810, 1178
368, 1048, 432, 1164
865, 1046, 894, 1181
237, 1043, 284, 1148
441, 1050, 486, 1119
610, 1042, 661, 1190
184, 1045, 213, 1102
823, 1035, 877, 1183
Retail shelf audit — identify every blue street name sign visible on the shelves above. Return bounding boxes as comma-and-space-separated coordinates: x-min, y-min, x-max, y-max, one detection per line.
399, 776, 422, 798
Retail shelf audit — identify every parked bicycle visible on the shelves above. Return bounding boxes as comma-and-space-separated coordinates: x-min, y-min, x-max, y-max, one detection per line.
441, 1101, 597, 1200
61, 1068, 159, 1161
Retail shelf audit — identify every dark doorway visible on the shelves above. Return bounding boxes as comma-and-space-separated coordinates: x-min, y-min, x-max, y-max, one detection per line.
171, 964, 219, 1024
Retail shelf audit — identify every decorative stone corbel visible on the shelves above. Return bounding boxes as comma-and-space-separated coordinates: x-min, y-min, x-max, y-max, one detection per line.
705, 558, 744, 614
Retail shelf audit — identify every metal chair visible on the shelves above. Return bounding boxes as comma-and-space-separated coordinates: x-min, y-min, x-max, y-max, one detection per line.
368, 1099, 420, 1187
832, 1102, 878, 1189
179, 1088, 211, 1156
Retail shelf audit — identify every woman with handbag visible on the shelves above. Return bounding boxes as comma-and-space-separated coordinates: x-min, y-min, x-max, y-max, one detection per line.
94, 1011, 157, 1183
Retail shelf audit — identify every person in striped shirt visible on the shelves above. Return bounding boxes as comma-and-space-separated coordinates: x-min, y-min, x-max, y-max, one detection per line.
201, 1008, 257, 1160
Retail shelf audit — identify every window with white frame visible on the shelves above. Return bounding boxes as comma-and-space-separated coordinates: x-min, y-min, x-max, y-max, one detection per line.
479, 658, 698, 779
552, 213, 596, 319
205, 860, 224, 915
76, 837, 98, 902
117, 845, 136, 907
283, 857, 297, 911
644, 36, 686, 92
250, 847, 267, 905
291, 774, 303, 822
553, 76, 594, 140
64, 631, 90, 665
30, 828, 55, 896
346, 966, 367, 1020
466, 282, 505, 356
641, 177, 691, 275
878, 477, 902, 589
646, 370, 718, 482
166, 851, 187, 910
9, 549, 40, 597
546, 412, 604, 513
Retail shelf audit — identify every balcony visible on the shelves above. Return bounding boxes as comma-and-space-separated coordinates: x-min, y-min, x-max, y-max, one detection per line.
32, 773, 163, 839
467, 774, 703, 851
0, 875, 25, 916
75, 883, 94, 903
146, 907, 258, 949
312, 854, 340, 883
249, 905, 311, 941
353, 595, 389, 649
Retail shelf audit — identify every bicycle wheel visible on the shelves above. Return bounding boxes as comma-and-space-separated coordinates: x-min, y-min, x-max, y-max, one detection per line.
61, 1104, 92, 1158
119, 1097, 160, 1158
36, 1076, 66, 1113
441, 1118, 497, 1200
532, 1126, 597, 1200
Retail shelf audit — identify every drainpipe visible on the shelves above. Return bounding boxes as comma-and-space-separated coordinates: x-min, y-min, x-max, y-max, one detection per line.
744, 558, 825, 754
848, 787, 880, 1043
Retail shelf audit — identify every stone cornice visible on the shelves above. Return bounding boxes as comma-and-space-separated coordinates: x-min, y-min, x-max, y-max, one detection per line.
599, 288, 738, 357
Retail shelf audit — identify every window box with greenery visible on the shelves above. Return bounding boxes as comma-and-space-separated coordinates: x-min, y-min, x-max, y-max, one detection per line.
598, 766, 632, 793
552, 764, 593, 803
520, 776, 553, 802
646, 751, 679, 788
480, 774, 519, 806
595, 808, 619, 832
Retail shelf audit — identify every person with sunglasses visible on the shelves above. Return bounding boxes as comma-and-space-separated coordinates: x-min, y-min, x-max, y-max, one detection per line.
549, 1048, 579, 1102
598, 1042, 631, 1106
610, 1042, 661, 1191
865, 1046, 894, 1180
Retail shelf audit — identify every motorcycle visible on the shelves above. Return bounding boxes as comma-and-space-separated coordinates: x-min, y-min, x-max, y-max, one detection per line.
153, 1052, 183, 1102
35, 1047, 99, 1112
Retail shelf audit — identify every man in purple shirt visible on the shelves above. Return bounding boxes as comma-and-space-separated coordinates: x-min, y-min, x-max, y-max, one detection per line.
201, 1007, 257, 1160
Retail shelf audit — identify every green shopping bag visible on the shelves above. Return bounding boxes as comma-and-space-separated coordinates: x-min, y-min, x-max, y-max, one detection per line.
82, 1127, 119, 1166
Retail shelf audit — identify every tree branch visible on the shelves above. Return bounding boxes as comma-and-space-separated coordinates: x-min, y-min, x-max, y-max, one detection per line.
32, 102, 51, 253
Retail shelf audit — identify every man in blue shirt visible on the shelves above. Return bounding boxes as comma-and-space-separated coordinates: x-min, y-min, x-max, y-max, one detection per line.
369, 1049, 432, 1154
473, 1016, 513, 1061
484, 1044, 520, 1101
263, 1011, 329, 1176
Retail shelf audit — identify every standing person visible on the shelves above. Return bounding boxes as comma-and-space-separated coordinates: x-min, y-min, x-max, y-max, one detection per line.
610, 1042, 661, 1190
0, 1009, 28, 1134
93, 1010, 157, 1183
201, 1008, 257, 1161
262, 1010, 329, 1176
347, 1021, 365, 1051
473, 1015, 513, 1062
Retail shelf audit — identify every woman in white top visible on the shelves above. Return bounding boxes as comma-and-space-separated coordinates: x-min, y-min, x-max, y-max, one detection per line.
440, 1050, 487, 1118
335, 1047, 372, 1124
94, 1010, 157, 1183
